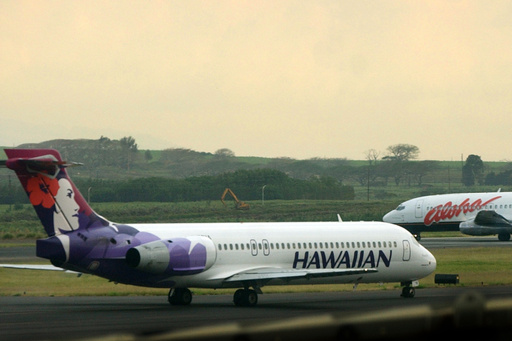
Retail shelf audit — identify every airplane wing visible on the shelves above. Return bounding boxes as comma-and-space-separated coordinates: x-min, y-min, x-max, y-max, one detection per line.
223, 267, 377, 283
473, 210, 512, 227
459, 210, 512, 240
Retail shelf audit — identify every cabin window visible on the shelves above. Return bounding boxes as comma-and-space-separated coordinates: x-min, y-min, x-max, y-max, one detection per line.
351, 242, 355, 248
378, 242, 382, 248
319, 242, 323, 248
335, 242, 339, 248
224, 244, 228, 250
394, 241, 398, 247
356, 242, 360, 248
235, 244, 239, 250
303, 243, 307, 249
258, 243, 262, 250
218, 244, 222, 250
241, 243, 245, 250
362, 242, 366, 248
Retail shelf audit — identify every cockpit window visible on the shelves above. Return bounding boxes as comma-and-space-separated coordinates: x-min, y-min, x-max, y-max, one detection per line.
396, 204, 405, 211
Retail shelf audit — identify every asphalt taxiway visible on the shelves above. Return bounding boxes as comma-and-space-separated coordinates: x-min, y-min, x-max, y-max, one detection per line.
2, 286, 512, 341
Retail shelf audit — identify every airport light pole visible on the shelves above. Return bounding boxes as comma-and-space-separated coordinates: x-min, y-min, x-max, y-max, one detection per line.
262, 185, 267, 205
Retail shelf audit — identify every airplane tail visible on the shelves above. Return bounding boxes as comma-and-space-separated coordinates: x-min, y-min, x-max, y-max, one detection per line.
3, 149, 110, 237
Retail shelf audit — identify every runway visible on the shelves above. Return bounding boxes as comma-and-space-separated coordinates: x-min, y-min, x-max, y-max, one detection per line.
2, 286, 512, 341
421, 236, 512, 248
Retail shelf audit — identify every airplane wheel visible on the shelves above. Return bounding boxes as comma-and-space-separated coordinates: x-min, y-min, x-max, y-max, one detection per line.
246, 290, 258, 306
233, 289, 244, 306
168, 288, 192, 305
401, 286, 415, 298
498, 233, 510, 241
233, 289, 258, 307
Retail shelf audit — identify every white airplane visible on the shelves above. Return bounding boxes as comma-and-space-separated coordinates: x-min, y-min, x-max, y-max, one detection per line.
383, 191, 512, 241
1, 149, 436, 305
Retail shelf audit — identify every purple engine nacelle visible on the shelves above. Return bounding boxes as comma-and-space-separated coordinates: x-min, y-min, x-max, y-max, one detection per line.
126, 236, 216, 275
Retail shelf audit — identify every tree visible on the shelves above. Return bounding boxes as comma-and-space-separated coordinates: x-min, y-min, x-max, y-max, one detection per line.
382, 144, 420, 186
462, 154, 484, 186
144, 150, 153, 162
214, 148, 235, 158
385, 144, 419, 161
119, 136, 138, 170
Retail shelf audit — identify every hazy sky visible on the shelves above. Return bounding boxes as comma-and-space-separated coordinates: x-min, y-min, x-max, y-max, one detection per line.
2, 1, 511, 161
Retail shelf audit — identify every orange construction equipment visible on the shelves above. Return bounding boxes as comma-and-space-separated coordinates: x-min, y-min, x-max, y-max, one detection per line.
221, 188, 250, 210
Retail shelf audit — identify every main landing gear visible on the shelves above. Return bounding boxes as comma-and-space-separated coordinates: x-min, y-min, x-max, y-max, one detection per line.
168, 288, 192, 305
400, 281, 416, 298
168, 287, 261, 307
233, 288, 258, 307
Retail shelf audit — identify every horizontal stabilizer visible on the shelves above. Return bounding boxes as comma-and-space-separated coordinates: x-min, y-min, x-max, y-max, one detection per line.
0, 263, 78, 273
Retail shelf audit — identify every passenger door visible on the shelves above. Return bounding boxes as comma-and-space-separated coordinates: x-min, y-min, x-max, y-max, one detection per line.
402, 240, 411, 261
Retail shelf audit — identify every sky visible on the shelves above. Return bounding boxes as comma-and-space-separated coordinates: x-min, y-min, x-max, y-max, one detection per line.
1, 1, 512, 161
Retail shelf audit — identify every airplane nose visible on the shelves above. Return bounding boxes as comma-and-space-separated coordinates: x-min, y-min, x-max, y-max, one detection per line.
423, 249, 437, 271
382, 211, 393, 222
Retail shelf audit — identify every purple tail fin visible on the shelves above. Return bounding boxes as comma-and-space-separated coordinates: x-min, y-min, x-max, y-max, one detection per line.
4, 149, 109, 237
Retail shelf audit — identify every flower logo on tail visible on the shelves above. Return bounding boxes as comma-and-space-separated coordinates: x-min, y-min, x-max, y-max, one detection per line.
26, 176, 60, 209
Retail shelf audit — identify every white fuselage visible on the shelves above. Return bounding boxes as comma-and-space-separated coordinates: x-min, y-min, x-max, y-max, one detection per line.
130, 221, 436, 288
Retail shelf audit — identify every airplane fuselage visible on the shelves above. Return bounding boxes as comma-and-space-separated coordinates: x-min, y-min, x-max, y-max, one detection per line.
383, 192, 512, 240
47, 221, 433, 289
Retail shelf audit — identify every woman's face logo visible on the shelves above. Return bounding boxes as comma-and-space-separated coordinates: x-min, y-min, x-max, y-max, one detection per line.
53, 178, 80, 233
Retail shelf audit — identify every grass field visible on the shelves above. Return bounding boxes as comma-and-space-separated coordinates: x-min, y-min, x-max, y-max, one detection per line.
0, 199, 400, 239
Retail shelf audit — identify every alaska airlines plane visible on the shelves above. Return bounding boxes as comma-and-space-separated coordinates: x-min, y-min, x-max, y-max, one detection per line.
383, 191, 512, 241
1, 149, 436, 306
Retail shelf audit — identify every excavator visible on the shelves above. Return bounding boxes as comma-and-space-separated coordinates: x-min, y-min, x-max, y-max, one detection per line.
221, 188, 250, 210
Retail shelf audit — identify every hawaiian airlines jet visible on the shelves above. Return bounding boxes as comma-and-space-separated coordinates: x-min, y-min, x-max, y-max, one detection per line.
1, 149, 436, 305
383, 191, 512, 241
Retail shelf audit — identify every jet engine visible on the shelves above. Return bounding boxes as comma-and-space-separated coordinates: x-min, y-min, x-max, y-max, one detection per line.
126, 236, 216, 275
